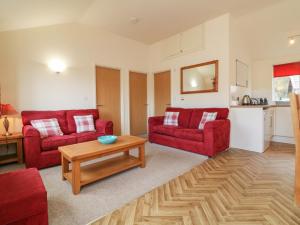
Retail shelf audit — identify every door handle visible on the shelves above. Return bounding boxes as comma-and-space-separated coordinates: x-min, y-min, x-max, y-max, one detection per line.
166, 104, 171, 106
97, 104, 104, 107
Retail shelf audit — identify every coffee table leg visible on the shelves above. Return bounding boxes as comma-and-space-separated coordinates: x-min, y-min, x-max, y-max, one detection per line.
61, 154, 69, 181
139, 144, 145, 168
124, 150, 130, 156
72, 161, 81, 195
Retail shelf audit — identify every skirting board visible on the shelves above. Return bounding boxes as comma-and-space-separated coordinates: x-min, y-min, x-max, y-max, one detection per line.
272, 135, 295, 144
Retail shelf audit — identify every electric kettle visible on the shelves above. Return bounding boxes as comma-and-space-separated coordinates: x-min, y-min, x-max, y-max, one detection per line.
242, 95, 252, 105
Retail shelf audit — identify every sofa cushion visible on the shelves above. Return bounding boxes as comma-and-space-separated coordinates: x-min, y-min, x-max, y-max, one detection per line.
74, 115, 96, 133
166, 107, 193, 128
21, 110, 68, 134
41, 135, 77, 151
174, 128, 204, 142
152, 125, 177, 137
31, 118, 64, 138
0, 168, 47, 225
66, 109, 99, 134
163, 111, 180, 126
71, 131, 104, 143
189, 108, 229, 129
198, 112, 217, 130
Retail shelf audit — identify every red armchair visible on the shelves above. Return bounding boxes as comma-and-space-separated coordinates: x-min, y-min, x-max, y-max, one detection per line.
148, 107, 230, 157
0, 168, 48, 225
21, 109, 113, 169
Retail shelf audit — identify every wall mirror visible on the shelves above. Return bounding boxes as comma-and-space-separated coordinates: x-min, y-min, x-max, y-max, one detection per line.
181, 60, 218, 94
236, 59, 248, 87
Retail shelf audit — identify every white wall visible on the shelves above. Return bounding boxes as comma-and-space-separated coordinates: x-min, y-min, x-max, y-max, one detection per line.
251, 56, 300, 143
0, 23, 149, 134
229, 16, 252, 103
252, 55, 300, 103
148, 14, 231, 116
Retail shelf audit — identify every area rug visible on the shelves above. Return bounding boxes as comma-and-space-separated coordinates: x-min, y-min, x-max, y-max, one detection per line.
89, 144, 300, 225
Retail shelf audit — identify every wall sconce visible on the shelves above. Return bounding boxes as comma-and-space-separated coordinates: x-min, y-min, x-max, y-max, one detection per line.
48, 59, 66, 74
288, 34, 300, 45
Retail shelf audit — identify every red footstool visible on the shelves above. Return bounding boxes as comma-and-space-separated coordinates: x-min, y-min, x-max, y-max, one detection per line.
0, 168, 48, 225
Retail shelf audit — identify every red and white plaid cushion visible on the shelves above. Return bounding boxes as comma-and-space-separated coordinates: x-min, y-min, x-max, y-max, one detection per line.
163, 111, 180, 126
198, 112, 217, 130
73, 115, 96, 133
31, 118, 64, 138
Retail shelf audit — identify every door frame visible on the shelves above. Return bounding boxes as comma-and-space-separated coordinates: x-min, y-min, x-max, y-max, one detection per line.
94, 64, 121, 108
153, 69, 172, 116
95, 64, 122, 134
129, 70, 148, 135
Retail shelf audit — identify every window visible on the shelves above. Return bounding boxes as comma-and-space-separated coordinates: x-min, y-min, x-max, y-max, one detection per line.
273, 75, 300, 102
273, 62, 300, 102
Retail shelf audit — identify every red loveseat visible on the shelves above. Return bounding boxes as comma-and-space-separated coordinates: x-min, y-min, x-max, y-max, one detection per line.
21, 109, 113, 169
0, 168, 48, 225
148, 107, 230, 157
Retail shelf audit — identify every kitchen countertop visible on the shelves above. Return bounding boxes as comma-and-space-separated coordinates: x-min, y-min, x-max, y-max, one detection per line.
230, 105, 290, 109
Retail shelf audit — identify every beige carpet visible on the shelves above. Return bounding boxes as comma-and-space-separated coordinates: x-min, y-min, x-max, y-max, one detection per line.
0, 142, 207, 225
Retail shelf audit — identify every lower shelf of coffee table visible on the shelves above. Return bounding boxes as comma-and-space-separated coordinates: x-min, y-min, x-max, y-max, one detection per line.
64, 155, 142, 186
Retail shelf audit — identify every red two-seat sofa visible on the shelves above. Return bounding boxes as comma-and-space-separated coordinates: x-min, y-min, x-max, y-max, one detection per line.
21, 109, 113, 169
148, 107, 230, 157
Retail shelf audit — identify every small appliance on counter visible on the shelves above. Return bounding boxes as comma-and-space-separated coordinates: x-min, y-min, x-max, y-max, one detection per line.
241, 95, 252, 105
241, 95, 268, 105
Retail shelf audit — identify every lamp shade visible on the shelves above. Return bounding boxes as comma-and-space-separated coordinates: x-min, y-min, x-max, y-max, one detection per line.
0, 104, 18, 116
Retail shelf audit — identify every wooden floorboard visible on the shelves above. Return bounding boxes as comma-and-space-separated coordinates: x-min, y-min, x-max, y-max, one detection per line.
90, 143, 300, 225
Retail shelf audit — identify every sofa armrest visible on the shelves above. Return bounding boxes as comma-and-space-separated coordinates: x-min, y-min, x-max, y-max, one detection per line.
203, 119, 230, 157
22, 125, 42, 168
96, 119, 113, 135
23, 125, 40, 137
148, 116, 164, 133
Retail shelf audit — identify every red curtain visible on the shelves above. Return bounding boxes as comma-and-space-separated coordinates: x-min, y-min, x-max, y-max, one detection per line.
273, 62, 300, 77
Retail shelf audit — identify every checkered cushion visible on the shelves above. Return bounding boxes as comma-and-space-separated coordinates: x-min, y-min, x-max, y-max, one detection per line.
31, 118, 64, 138
163, 111, 180, 126
198, 112, 218, 130
73, 115, 96, 133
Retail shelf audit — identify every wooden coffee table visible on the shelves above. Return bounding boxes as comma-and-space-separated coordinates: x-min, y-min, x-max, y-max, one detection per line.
58, 135, 147, 194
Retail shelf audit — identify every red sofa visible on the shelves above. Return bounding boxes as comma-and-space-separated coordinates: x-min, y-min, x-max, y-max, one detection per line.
148, 107, 230, 157
21, 109, 113, 169
0, 168, 48, 225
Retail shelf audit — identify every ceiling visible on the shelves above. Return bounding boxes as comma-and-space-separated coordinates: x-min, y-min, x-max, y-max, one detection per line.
235, 0, 300, 59
0, 0, 283, 44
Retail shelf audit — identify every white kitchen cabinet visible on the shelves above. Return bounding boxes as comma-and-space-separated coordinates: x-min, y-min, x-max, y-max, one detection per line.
161, 24, 204, 59
161, 34, 181, 58
230, 106, 274, 153
272, 106, 294, 143
180, 24, 204, 54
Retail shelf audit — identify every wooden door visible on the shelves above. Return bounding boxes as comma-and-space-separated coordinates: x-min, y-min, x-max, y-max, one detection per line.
154, 71, 171, 116
290, 93, 300, 206
96, 66, 121, 135
129, 71, 147, 136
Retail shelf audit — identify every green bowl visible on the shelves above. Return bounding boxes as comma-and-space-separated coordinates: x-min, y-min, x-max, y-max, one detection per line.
98, 135, 117, 144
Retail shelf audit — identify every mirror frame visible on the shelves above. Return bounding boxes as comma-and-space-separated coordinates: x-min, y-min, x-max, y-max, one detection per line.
180, 60, 219, 94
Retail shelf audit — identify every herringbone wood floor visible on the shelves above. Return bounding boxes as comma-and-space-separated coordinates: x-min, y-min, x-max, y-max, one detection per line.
91, 143, 300, 225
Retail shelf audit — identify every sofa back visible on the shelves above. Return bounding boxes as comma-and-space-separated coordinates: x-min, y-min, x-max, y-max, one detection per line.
189, 108, 229, 129
166, 107, 229, 128
21, 109, 99, 134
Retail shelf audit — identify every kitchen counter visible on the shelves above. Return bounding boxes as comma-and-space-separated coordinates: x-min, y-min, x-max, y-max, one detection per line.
230, 105, 290, 109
